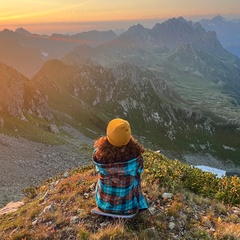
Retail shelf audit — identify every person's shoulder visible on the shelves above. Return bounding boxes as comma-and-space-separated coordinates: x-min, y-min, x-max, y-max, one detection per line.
127, 154, 143, 163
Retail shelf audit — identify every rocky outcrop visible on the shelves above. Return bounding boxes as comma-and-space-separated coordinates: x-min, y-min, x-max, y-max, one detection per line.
0, 201, 24, 215
0, 62, 53, 121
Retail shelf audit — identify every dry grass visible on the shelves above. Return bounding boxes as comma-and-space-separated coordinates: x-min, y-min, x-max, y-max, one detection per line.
0, 151, 239, 240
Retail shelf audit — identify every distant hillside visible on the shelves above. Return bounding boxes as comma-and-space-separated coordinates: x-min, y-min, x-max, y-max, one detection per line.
32, 59, 239, 165
70, 30, 117, 43
59, 17, 240, 164
0, 28, 117, 77
0, 150, 239, 239
200, 16, 240, 58
63, 17, 240, 105
0, 62, 53, 124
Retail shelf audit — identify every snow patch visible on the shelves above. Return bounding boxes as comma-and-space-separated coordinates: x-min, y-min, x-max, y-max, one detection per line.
41, 52, 48, 57
151, 112, 160, 122
193, 71, 203, 77
223, 145, 236, 151
194, 165, 226, 178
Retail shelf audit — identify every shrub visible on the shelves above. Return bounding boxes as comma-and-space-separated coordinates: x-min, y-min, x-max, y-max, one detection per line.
143, 150, 240, 205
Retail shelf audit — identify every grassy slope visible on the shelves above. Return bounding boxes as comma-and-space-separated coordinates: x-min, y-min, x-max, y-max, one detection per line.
0, 114, 62, 145
0, 151, 239, 240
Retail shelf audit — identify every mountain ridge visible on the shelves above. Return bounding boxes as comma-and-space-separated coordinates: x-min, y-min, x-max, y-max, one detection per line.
200, 15, 240, 57
62, 17, 240, 119
0, 62, 53, 121
0, 28, 118, 78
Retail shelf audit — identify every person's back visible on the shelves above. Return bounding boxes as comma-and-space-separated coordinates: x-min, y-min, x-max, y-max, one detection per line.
93, 118, 148, 214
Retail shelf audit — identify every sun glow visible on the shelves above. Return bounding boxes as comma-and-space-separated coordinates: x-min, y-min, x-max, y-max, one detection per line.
1, 0, 240, 34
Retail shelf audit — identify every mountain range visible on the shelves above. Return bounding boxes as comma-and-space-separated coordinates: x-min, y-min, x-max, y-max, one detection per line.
0, 17, 240, 166
0, 28, 117, 78
200, 15, 240, 58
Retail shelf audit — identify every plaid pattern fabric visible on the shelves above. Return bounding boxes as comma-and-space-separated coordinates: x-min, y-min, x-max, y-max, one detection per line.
93, 154, 148, 214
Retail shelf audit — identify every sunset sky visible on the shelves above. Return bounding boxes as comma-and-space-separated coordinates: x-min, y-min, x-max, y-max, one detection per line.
1, 0, 240, 34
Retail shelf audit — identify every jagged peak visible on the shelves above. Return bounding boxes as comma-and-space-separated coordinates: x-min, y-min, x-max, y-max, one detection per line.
167, 16, 190, 25
15, 27, 32, 35
0, 28, 15, 35
192, 22, 206, 33
200, 15, 226, 25
128, 23, 145, 29
154, 16, 193, 29
211, 15, 225, 22
120, 24, 151, 44
1, 28, 13, 33
126, 23, 147, 34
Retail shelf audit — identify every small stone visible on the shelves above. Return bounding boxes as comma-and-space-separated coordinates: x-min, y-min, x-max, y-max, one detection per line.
100, 222, 109, 227
71, 216, 80, 224
46, 221, 53, 226
63, 171, 69, 178
194, 213, 199, 220
32, 219, 38, 225
0, 201, 24, 215
77, 209, 84, 214
162, 193, 173, 199
90, 183, 95, 190
49, 124, 59, 134
42, 191, 49, 199
84, 193, 89, 198
209, 227, 216, 232
148, 206, 157, 215
147, 198, 153, 205
143, 227, 159, 239
77, 179, 83, 185
169, 222, 175, 230
39, 191, 49, 203
43, 203, 55, 213
50, 180, 60, 190
232, 207, 239, 215
205, 220, 212, 228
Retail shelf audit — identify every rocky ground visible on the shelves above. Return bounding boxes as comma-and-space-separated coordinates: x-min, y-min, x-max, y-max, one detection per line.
0, 125, 93, 208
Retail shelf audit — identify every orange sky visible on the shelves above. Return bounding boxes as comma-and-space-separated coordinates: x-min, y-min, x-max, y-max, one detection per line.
1, 0, 240, 34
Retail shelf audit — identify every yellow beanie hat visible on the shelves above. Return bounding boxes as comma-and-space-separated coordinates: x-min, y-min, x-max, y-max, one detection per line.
106, 118, 131, 147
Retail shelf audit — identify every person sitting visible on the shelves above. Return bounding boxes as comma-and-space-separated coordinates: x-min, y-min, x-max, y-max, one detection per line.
92, 118, 148, 215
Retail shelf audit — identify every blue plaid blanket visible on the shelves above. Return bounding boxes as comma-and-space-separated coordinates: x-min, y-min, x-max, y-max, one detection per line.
93, 155, 148, 214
